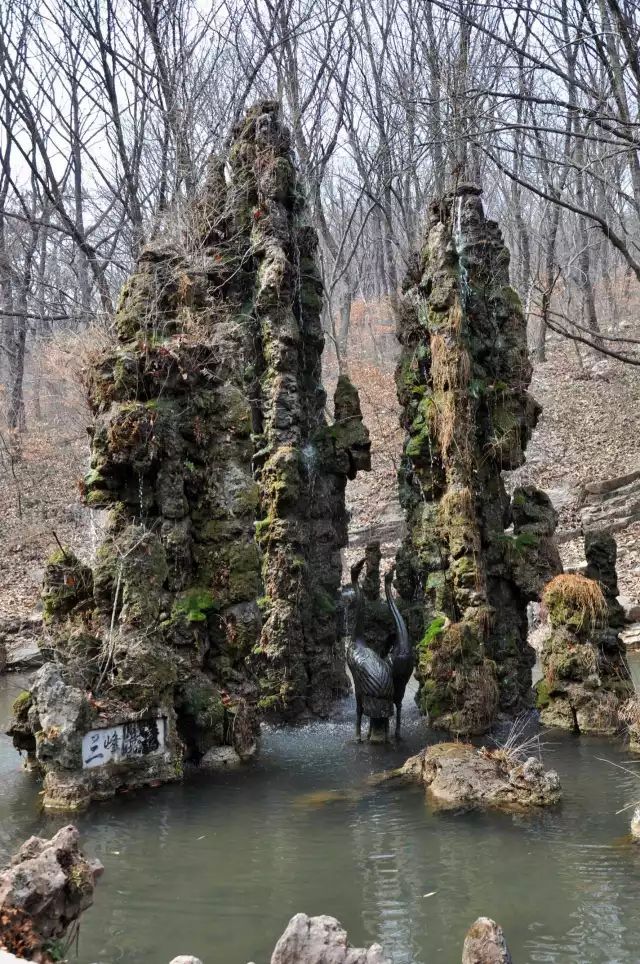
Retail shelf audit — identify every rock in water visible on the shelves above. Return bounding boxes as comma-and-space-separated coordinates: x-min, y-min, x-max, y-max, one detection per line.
395, 184, 554, 734
0, 825, 102, 962
462, 918, 513, 964
6, 101, 370, 807
269, 914, 389, 964
631, 808, 640, 840
536, 532, 633, 734
400, 742, 561, 810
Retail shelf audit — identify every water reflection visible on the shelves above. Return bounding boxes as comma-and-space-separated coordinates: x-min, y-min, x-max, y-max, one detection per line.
1, 669, 640, 963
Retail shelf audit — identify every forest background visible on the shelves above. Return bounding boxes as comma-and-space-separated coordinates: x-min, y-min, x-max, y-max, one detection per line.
2, 0, 640, 623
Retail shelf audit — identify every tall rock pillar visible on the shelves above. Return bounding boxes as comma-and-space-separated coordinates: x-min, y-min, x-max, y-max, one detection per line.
7, 102, 369, 807
396, 184, 540, 733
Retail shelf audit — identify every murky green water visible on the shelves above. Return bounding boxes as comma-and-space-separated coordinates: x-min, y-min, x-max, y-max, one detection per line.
2, 668, 640, 964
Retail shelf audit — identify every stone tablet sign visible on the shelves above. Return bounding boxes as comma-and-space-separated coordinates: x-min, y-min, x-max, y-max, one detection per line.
82, 718, 167, 769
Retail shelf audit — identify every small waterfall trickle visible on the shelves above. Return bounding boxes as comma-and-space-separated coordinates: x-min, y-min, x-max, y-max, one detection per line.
452, 194, 471, 308
301, 441, 318, 500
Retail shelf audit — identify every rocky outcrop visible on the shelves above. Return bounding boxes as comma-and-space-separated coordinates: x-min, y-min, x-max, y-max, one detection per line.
396, 184, 545, 733
7, 101, 369, 807
267, 914, 389, 964
0, 825, 101, 963
509, 486, 563, 599
0, 615, 43, 672
462, 918, 513, 964
536, 533, 633, 734
580, 469, 640, 535
400, 741, 561, 810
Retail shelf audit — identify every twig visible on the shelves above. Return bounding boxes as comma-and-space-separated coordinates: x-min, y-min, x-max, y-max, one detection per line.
52, 530, 68, 559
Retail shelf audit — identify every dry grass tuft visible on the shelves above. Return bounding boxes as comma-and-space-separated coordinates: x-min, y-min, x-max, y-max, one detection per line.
487, 713, 550, 767
620, 697, 640, 728
431, 333, 471, 394
542, 573, 607, 633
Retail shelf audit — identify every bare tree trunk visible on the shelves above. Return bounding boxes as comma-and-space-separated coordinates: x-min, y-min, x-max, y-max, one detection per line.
535, 204, 562, 363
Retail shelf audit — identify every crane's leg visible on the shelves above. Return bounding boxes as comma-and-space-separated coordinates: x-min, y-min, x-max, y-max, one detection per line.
356, 695, 363, 742
367, 718, 372, 741
395, 702, 402, 740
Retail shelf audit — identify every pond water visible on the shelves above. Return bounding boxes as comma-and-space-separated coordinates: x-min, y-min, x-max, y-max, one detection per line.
2, 666, 640, 964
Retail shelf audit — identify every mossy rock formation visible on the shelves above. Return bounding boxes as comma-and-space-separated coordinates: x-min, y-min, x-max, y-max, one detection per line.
395, 184, 553, 734
8, 101, 370, 807
537, 533, 633, 733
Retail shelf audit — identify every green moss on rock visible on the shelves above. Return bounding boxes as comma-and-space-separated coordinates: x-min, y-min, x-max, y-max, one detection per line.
172, 588, 219, 622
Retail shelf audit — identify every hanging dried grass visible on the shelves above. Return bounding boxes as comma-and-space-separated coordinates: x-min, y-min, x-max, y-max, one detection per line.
542, 573, 607, 633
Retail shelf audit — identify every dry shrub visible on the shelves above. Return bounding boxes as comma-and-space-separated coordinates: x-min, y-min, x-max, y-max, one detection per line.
43, 323, 117, 426
619, 697, 640, 730
434, 390, 456, 455
430, 333, 451, 394
448, 297, 464, 334
542, 573, 607, 633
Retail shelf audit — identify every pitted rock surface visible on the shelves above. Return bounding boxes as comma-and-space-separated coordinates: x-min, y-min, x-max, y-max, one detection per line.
7, 101, 370, 807
0, 825, 101, 962
401, 742, 561, 810
269, 913, 389, 964
395, 185, 554, 733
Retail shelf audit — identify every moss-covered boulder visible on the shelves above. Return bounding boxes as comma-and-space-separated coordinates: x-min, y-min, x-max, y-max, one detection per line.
537, 544, 633, 734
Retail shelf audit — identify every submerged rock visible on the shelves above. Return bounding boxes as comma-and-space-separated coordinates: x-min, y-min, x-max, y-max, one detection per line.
268, 913, 389, 964
0, 825, 101, 963
462, 918, 513, 964
7, 101, 370, 807
395, 185, 550, 734
400, 742, 561, 810
536, 534, 633, 735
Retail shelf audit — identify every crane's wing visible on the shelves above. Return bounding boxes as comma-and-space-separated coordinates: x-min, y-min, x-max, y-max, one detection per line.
347, 644, 394, 701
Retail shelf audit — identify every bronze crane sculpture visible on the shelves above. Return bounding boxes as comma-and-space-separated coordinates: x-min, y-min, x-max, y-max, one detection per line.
347, 559, 394, 742
384, 565, 414, 739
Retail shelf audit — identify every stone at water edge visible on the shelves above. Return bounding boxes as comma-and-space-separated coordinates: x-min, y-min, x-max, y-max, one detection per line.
169, 957, 204, 964
268, 913, 390, 963
631, 808, 640, 839
200, 745, 242, 768
462, 918, 513, 964
400, 742, 561, 810
536, 534, 634, 735
0, 825, 102, 962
